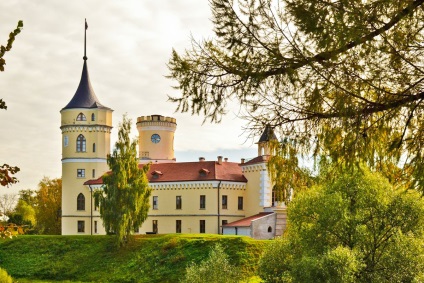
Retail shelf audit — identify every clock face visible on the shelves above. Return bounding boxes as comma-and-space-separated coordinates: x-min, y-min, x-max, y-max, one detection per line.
151, 134, 161, 144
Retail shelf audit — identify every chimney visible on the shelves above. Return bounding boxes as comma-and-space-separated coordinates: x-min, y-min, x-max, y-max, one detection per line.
241, 158, 245, 164
199, 157, 205, 162
224, 157, 228, 162
217, 156, 223, 165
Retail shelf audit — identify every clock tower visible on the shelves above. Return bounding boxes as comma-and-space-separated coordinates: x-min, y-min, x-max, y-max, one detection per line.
136, 115, 177, 163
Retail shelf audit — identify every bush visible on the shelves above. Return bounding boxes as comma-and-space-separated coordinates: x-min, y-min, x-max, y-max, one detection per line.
0, 268, 12, 283
181, 244, 242, 283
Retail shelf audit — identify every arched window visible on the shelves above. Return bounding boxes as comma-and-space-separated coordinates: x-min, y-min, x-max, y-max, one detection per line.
93, 143, 96, 153
77, 193, 85, 210
91, 113, 95, 121
76, 113, 86, 121
76, 135, 86, 152
268, 226, 273, 233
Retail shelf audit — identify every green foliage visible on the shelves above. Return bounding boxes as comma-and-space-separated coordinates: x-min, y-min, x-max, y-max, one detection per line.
267, 140, 312, 203
259, 166, 424, 282
95, 116, 151, 248
0, 234, 266, 282
168, 0, 424, 191
35, 177, 61, 234
1, 21, 23, 187
181, 244, 242, 283
0, 268, 12, 283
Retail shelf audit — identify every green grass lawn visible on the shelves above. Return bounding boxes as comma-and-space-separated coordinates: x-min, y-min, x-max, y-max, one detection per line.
0, 234, 268, 283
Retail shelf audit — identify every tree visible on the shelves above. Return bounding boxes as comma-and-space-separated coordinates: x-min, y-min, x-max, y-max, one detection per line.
0, 194, 17, 219
168, 0, 424, 190
94, 116, 151, 247
1, 20, 23, 187
35, 177, 61, 235
182, 244, 242, 283
258, 166, 424, 282
9, 189, 37, 229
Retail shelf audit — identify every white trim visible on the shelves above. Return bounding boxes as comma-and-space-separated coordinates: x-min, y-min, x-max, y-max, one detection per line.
62, 158, 107, 163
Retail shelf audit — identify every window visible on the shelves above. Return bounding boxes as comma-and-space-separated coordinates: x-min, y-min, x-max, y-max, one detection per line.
153, 220, 158, 234
222, 220, 228, 226
200, 195, 206, 209
76, 134, 86, 152
222, 195, 228, 209
76, 113, 86, 121
91, 113, 95, 121
63, 135, 69, 147
200, 220, 206, 233
268, 226, 273, 233
77, 220, 85, 233
92, 169, 95, 178
238, 196, 244, 210
153, 196, 158, 210
77, 169, 85, 178
77, 193, 85, 210
93, 143, 96, 152
176, 220, 181, 233
94, 221, 98, 234
176, 196, 182, 209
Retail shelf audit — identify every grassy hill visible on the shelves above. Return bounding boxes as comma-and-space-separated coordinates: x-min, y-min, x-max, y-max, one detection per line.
0, 234, 268, 283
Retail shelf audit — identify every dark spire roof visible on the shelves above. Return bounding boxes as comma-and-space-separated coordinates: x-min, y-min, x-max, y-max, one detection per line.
258, 124, 277, 143
62, 20, 111, 111
62, 61, 110, 110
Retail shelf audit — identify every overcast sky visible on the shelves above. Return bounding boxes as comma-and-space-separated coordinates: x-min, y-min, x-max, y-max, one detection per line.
0, 1, 260, 194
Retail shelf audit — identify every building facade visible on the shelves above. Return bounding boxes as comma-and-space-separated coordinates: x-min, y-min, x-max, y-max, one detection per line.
61, 31, 286, 239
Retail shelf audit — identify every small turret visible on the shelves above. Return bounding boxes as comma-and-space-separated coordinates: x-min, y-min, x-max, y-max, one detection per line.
257, 124, 277, 156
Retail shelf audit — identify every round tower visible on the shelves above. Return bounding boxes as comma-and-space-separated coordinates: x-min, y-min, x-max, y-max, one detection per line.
60, 20, 113, 235
136, 115, 176, 163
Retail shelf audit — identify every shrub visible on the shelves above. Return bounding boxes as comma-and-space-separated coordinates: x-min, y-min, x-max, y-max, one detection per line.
181, 244, 241, 283
0, 268, 12, 283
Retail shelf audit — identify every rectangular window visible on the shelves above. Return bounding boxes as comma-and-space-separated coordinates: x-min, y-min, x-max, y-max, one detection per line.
200, 195, 206, 209
176, 196, 182, 210
92, 169, 95, 178
77, 220, 85, 233
238, 196, 244, 210
176, 220, 181, 233
77, 169, 85, 178
222, 195, 228, 209
153, 196, 158, 210
94, 221, 98, 234
200, 220, 206, 233
153, 220, 158, 234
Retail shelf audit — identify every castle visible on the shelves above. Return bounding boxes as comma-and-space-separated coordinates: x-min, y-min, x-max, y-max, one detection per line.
60, 26, 287, 239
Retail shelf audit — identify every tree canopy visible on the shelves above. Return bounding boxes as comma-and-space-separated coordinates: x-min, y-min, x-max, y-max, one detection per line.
1, 20, 23, 187
168, 0, 424, 190
95, 116, 151, 247
35, 177, 61, 235
258, 166, 424, 282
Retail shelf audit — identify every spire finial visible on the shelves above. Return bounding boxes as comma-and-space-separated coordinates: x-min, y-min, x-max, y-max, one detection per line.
83, 19, 88, 61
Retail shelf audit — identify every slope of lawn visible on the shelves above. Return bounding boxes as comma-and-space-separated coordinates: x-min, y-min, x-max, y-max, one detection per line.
0, 234, 268, 282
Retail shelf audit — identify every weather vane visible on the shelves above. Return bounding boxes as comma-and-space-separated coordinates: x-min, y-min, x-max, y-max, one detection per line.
83, 18, 88, 61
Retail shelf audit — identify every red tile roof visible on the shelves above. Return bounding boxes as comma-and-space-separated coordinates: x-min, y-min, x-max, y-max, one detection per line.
241, 155, 270, 165
222, 212, 274, 227
84, 161, 247, 185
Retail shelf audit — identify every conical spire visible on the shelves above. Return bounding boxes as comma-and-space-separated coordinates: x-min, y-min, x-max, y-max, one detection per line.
258, 124, 277, 143
62, 20, 110, 110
